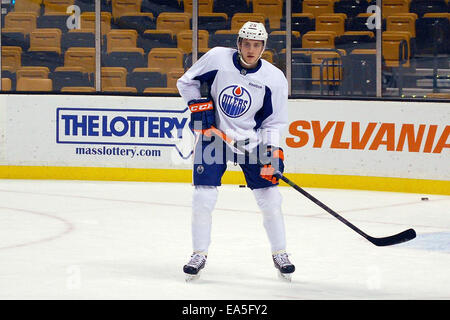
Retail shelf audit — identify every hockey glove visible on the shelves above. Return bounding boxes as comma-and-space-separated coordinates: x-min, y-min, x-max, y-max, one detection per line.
188, 98, 216, 132
260, 145, 285, 184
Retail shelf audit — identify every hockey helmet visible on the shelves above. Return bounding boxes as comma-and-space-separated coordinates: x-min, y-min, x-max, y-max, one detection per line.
236, 21, 268, 66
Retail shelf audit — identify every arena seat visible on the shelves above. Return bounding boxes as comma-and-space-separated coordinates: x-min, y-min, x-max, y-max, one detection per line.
382, 31, 411, 67
315, 14, 347, 37
1, 28, 30, 52
43, 0, 75, 14
111, 0, 142, 21
1, 46, 23, 72
101, 67, 128, 89
156, 12, 191, 35
139, 30, 177, 54
106, 29, 139, 54
209, 30, 238, 48
116, 13, 155, 34
16, 66, 50, 82
16, 78, 53, 91
64, 47, 96, 73
302, 0, 334, 18
13, 0, 42, 15
382, 0, 410, 18
127, 68, 167, 92
213, 0, 252, 16
410, 0, 449, 18
62, 30, 95, 52
166, 68, 185, 88
147, 48, 184, 73
231, 13, 267, 30
103, 48, 146, 72
183, 0, 214, 13
1, 78, 12, 91
334, 0, 369, 18
197, 13, 229, 35
80, 12, 112, 35
252, 0, 283, 30
291, 13, 315, 35
5, 12, 37, 36
311, 50, 346, 86
177, 30, 209, 54
302, 31, 336, 49
50, 66, 92, 91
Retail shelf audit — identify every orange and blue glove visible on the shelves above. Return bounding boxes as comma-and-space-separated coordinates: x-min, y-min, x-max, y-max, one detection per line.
260, 145, 285, 184
188, 98, 216, 132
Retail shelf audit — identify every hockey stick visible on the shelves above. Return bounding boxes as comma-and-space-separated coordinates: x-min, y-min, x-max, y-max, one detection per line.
205, 126, 416, 247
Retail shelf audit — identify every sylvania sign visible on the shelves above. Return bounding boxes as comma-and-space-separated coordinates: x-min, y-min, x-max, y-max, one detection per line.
286, 121, 449, 154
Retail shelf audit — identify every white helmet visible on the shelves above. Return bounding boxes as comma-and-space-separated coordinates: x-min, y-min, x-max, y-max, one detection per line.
237, 21, 268, 67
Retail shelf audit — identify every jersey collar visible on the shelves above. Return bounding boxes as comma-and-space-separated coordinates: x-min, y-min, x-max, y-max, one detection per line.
233, 51, 262, 75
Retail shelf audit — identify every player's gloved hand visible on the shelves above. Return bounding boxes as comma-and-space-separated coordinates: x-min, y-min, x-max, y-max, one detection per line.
259, 145, 285, 184
188, 98, 216, 132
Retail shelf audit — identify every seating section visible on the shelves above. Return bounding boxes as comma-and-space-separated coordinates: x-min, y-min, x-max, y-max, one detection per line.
1, 0, 449, 94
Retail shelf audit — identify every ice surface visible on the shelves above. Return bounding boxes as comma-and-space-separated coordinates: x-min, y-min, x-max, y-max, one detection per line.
0, 179, 449, 299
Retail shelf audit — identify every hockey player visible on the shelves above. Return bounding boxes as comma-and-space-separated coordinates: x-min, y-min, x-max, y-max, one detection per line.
177, 21, 295, 281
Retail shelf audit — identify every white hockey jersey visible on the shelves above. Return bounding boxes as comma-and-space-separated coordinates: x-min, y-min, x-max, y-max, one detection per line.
177, 47, 288, 148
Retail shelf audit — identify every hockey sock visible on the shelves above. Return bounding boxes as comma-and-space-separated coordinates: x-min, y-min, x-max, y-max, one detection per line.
192, 185, 218, 253
253, 186, 287, 253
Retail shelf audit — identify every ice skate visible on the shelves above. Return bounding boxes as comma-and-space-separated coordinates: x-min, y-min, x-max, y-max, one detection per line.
272, 251, 295, 282
183, 252, 207, 282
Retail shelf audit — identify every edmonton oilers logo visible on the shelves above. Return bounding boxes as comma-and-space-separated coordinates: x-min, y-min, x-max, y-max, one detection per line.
218, 85, 252, 118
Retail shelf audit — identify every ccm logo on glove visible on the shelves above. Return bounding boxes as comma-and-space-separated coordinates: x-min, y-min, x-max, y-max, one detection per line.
189, 101, 214, 113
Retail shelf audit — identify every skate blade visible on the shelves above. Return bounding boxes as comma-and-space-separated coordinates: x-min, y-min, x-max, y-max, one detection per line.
185, 272, 201, 282
277, 271, 292, 282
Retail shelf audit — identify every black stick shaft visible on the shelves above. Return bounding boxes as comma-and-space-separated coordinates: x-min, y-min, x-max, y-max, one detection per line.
208, 127, 416, 246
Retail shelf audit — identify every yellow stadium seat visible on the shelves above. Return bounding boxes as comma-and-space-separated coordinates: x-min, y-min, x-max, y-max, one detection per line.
29, 28, 62, 54
64, 47, 96, 73
302, 0, 334, 18
80, 12, 112, 35
183, 0, 214, 13
252, 0, 283, 30
2, 46, 23, 72
302, 31, 336, 48
13, 0, 42, 15
106, 29, 139, 54
17, 78, 53, 91
112, 0, 142, 20
382, 31, 411, 67
387, 15, 416, 38
43, 0, 75, 14
167, 68, 185, 88
231, 13, 266, 30
316, 14, 347, 37
311, 50, 346, 86
101, 67, 128, 89
177, 30, 209, 54
382, 0, 410, 18
147, 48, 184, 73
157, 12, 191, 35
1, 78, 12, 91
16, 66, 50, 82
5, 12, 37, 35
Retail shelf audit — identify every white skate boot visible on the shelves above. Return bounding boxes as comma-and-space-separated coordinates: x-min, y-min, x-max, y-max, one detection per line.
272, 251, 295, 282
183, 252, 207, 282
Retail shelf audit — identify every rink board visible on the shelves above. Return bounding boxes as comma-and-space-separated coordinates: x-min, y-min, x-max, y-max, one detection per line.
0, 94, 448, 194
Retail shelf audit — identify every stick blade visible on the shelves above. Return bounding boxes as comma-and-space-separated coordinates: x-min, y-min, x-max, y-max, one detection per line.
369, 228, 416, 247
